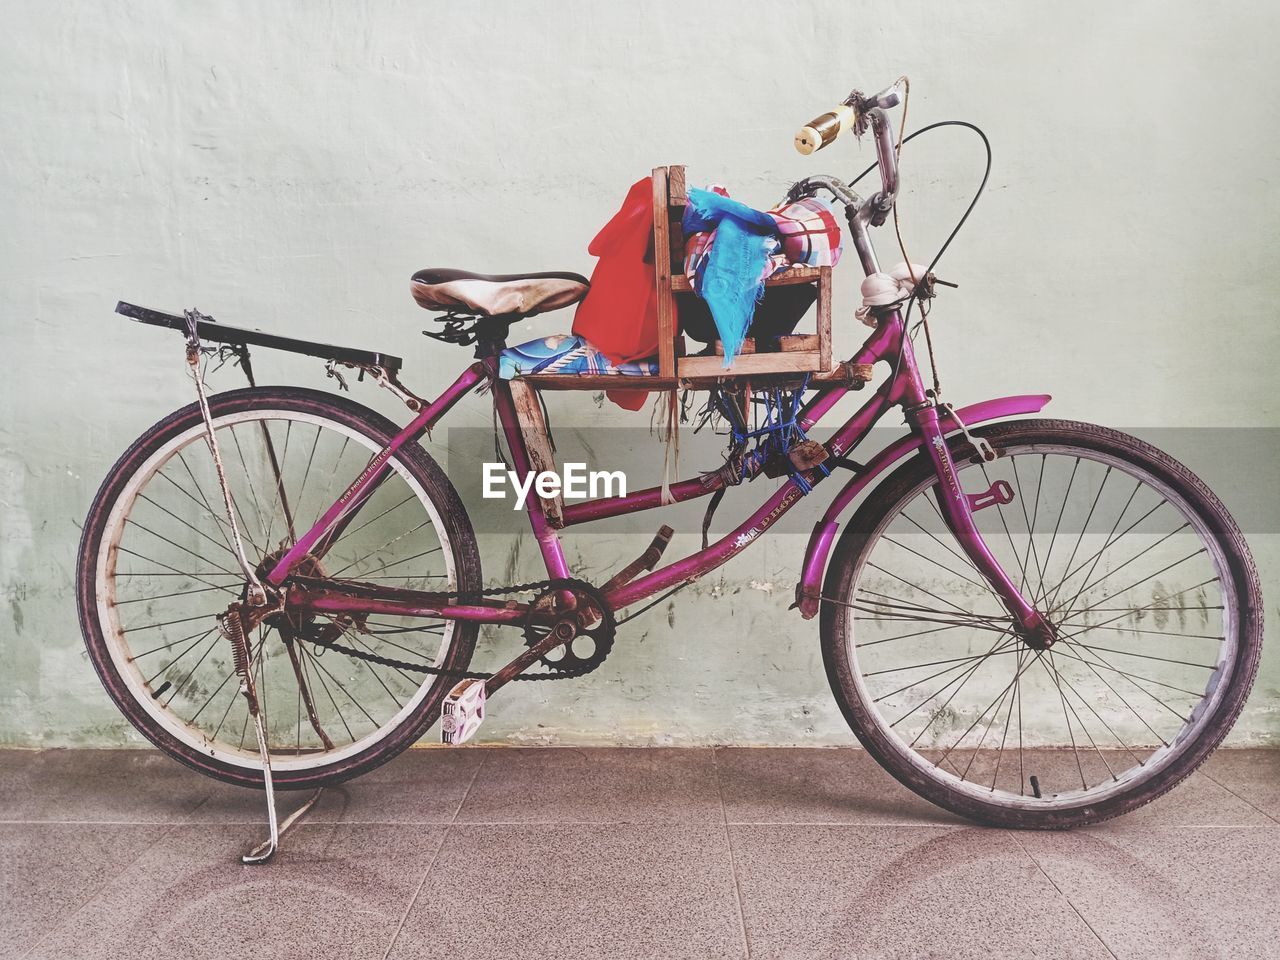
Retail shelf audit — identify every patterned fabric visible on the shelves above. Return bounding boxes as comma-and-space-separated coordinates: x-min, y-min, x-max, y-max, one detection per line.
769, 196, 843, 268
498, 334, 660, 380
683, 190, 843, 283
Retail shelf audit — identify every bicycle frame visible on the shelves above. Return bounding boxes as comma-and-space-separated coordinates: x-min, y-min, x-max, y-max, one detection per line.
269, 104, 1057, 656
268, 312, 1051, 637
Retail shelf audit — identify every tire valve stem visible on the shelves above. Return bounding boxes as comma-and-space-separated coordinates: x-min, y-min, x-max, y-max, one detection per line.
1029, 775, 1042, 799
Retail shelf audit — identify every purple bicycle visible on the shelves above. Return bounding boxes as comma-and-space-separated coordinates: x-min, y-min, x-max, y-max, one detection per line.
76, 81, 1262, 845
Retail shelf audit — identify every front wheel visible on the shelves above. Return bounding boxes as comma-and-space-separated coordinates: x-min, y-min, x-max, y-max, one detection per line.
821, 419, 1262, 828
76, 386, 482, 790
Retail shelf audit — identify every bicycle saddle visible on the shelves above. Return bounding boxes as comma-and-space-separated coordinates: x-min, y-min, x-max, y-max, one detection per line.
411, 268, 589, 318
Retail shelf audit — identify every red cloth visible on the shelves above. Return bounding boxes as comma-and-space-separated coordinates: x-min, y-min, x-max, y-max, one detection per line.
572, 176, 659, 363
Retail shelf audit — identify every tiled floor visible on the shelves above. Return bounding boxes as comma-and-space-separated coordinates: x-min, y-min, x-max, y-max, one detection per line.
1, 747, 1277, 959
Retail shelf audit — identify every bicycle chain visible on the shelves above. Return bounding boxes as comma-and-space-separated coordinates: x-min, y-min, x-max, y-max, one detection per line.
298, 577, 616, 682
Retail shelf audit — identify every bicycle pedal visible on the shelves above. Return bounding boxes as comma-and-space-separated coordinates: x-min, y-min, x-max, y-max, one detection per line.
440, 678, 486, 745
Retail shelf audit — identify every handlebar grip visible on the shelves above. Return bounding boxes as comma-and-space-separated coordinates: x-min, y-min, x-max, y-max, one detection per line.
794, 103, 857, 155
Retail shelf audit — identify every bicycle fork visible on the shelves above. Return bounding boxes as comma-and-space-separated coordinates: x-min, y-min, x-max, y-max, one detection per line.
907, 403, 1055, 648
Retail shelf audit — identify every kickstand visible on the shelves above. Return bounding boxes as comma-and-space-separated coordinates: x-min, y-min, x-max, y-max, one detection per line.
242, 784, 325, 865
179, 313, 320, 865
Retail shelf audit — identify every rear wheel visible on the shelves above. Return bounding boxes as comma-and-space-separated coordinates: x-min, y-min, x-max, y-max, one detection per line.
821, 419, 1262, 828
76, 386, 481, 789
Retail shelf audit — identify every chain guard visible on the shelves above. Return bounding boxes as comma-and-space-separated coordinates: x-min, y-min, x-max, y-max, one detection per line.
297, 577, 616, 682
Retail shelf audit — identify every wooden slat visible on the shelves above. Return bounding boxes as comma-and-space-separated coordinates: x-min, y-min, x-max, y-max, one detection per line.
520, 374, 676, 391
651, 166, 676, 380
517, 360, 873, 392
712, 335, 820, 356
817, 265, 832, 371
679, 351, 824, 378
666, 165, 687, 272
508, 380, 564, 525
667, 165, 686, 207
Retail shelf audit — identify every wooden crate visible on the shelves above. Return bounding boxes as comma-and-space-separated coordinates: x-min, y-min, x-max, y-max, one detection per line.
520, 165, 868, 393
652, 164, 832, 383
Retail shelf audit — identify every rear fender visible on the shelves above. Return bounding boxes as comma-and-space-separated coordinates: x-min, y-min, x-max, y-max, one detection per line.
795, 394, 1052, 619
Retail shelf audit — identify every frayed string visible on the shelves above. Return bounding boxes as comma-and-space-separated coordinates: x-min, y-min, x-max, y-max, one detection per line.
651, 389, 679, 504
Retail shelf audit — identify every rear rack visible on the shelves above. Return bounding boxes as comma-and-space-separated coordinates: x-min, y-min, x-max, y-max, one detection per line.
116, 301, 404, 375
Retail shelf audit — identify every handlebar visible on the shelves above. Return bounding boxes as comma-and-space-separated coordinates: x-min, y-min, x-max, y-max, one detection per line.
793, 83, 903, 156
789, 81, 904, 230
794, 104, 857, 156
788, 81, 907, 275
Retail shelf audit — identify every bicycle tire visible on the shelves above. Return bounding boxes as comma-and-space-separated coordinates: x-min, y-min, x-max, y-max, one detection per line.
820, 419, 1263, 828
76, 386, 482, 790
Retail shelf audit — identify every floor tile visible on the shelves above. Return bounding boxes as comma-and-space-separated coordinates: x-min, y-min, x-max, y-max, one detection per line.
189, 746, 485, 824
1020, 826, 1280, 959
729, 825, 1113, 960
387, 824, 745, 960
455, 747, 722, 823
25, 823, 446, 960
0, 749, 208, 823
1083, 770, 1272, 829
0, 822, 156, 956
1200, 748, 1280, 821
715, 747, 958, 825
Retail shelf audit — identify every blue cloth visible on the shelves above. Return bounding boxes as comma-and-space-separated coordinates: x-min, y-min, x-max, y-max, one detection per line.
682, 188, 779, 366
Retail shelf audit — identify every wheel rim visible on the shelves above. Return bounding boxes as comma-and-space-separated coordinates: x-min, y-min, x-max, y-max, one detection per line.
840, 438, 1238, 811
94, 407, 457, 773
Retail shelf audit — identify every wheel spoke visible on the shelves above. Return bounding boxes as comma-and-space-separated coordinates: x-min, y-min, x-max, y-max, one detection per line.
837, 430, 1241, 814
94, 403, 465, 778
228, 423, 272, 545
1034, 456, 1079, 607
1057, 550, 1209, 624
1043, 652, 1143, 768
124, 519, 240, 578
329, 522, 436, 578
931, 645, 1042, 761
1048, 480, 1144, 615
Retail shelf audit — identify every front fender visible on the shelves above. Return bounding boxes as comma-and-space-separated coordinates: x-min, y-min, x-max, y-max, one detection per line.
795, 394, 1052, 619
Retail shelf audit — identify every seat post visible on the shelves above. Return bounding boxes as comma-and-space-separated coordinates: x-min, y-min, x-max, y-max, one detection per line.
471, 314, 520, 358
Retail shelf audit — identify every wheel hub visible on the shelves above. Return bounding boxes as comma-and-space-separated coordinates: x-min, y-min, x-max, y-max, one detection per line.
254, 547, 328, 584
1019, 617, 1059, 651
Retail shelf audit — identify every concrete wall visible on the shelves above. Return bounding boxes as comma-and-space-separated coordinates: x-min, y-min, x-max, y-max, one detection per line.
2, 0, 1278, 747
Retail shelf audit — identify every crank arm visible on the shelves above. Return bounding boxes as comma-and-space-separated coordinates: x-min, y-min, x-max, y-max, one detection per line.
483, 620, 579, 698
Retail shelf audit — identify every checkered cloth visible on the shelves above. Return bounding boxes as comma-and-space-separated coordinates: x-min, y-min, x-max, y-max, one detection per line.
769, 196, 843, 268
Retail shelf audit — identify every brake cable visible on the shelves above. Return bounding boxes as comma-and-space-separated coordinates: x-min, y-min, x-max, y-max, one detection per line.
846, 119, 995, 401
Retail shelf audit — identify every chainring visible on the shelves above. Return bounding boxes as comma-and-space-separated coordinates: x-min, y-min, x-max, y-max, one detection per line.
522, 581, 615, 674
